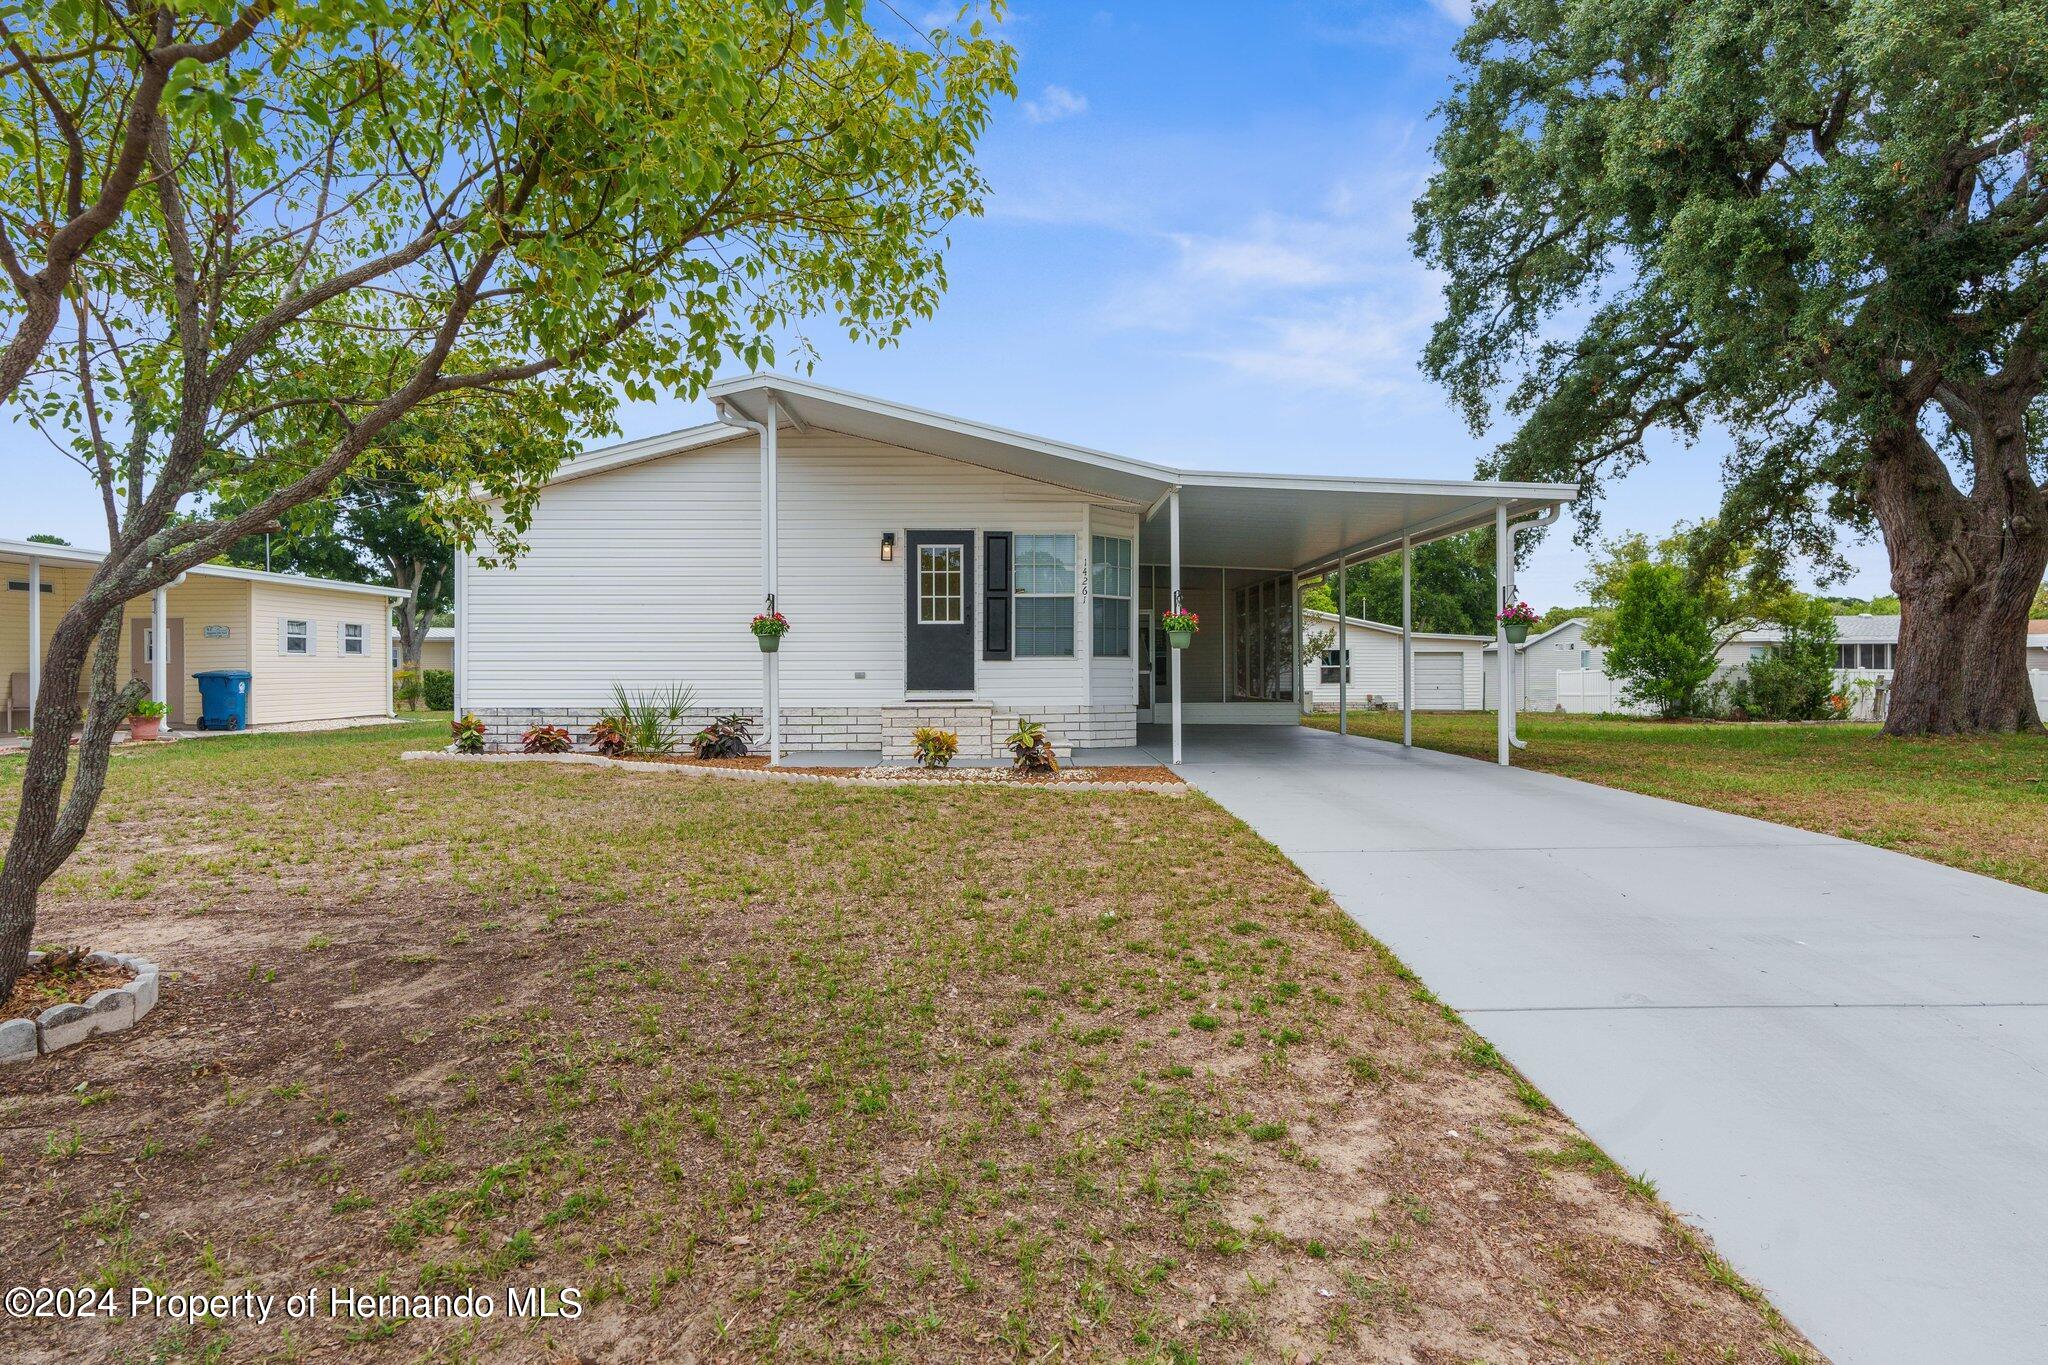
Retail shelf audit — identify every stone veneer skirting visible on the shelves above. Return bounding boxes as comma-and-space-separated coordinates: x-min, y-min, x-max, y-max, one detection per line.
474, 704, 1137, 759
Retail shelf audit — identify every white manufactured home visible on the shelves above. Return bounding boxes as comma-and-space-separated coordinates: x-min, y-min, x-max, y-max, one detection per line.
457, 375, 1574, 765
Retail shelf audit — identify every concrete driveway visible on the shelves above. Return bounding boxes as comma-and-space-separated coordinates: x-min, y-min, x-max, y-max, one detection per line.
1134, 723, 2048, 1365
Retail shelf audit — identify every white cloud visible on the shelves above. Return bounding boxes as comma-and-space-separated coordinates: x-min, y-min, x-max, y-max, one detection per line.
1430, 0, 1475, 21
1021, 84, 1089, 124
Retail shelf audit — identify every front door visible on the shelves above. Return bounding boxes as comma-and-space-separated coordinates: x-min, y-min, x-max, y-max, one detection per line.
1137, 609, 1156, 721
131, 617, 186, 726
905, 530, 975, 693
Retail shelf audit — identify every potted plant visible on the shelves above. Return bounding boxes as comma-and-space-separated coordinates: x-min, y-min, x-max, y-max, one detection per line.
751, 611, 790, 653
1161, 608, 1199, 650
126, 700, 169, 742
1497, 600, 1539, 645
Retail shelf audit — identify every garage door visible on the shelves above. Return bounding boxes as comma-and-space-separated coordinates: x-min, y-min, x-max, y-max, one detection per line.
1415, 652, 1464, 709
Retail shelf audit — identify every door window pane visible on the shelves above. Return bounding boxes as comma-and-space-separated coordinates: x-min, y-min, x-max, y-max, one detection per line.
918, 545, 964, 624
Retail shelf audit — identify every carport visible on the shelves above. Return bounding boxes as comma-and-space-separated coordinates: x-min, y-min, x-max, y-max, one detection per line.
707, 373, 1576, 765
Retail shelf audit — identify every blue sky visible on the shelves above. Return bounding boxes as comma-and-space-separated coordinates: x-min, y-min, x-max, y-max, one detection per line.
7, 0, 1894, 607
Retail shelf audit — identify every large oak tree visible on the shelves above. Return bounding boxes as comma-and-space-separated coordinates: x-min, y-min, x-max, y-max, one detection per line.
0, 0, 1012, 996
1415, 0, 2048, 734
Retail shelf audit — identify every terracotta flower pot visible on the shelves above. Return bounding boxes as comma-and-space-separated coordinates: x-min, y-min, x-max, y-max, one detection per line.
127, 716, 162, 742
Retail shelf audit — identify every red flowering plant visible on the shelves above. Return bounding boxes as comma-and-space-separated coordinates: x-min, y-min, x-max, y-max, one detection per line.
1160, 608, 1200, 634
1497, 601, 1540, 627
750, 611, 790, 639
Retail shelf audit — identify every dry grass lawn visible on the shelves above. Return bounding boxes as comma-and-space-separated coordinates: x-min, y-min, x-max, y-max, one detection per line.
1310, 710, 2048, 894
0, 723, 1815, 1361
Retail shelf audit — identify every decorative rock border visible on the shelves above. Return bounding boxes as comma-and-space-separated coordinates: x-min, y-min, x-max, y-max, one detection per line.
1, 951, 161, 1065
400, 749, 1187, 796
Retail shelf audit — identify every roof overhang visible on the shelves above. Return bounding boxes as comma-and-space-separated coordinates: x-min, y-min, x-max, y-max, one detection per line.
687, 374, 1576, 575
0, 538, 411, 599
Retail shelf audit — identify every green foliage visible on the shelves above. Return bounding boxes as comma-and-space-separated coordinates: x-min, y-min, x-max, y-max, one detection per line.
393, 669, 425, 710
911, 728, 957, 768
1578, 520, 1794, 646
1606, 565, 1719, 718
1732, 602, 1840, 722
691, 714, 755, 760
421, 670, 454, 713
450, 714, 487, 754
1415, 0, 2048, 584
1301, 529, 1499, 635
128, 701, 169, 721
604, 683, 698, 756
585, 718, 630, 759
1006, 718, 1057, 773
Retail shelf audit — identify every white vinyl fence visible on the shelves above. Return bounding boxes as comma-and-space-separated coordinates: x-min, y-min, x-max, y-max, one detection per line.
1555, 666, 2048, 722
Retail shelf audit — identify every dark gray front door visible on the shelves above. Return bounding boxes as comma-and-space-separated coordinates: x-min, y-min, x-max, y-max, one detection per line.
905, 529, 974, 692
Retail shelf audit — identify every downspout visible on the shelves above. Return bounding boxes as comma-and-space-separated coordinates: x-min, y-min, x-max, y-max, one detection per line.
1502, 505, 1560, 751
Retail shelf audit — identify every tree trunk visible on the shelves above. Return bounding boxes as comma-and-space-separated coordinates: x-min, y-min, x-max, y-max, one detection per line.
1868, 426, 2047, 736
0, 600, 144, 998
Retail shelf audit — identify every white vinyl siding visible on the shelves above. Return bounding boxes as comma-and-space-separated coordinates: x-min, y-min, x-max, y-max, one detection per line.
1298, 612, 1488, 711
461, 431, 1108, 712
249, 581, 390, 724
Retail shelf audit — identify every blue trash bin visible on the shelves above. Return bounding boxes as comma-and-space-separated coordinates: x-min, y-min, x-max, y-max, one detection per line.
193, 670, 251, 731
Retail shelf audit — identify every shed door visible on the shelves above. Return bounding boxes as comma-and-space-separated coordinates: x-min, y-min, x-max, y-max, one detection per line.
1414, 652, 1463, 709
905, 530, 975, 693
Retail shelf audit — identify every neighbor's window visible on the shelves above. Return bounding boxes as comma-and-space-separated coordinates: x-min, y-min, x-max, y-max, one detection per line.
1014, 534, 1075, 656
1320, 649, 1350, 684
341, 622, 366, 656
1090, 535, 1132, 657
282, 618, 310, 655
1749, 645, 1770, 662
917, 544, 964, 625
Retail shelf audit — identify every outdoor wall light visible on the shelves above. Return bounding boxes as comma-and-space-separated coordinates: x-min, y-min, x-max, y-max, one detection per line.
880, 532, 896, 562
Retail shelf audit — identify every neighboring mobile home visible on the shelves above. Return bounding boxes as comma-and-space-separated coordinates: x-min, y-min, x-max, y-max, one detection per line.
457, 375, 1574, 763
392, 625, 455, 673
1298, 609, 1487, 712
2, 538, 409, 734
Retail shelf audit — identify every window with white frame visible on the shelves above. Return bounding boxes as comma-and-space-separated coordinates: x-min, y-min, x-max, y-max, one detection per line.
917, 544, 964, 624
1320, 649, 1351, 684
1014, 534, 1075, 656
281, 618, 310, 655
341, 622, 366, 656
1090, 534, 1131, 656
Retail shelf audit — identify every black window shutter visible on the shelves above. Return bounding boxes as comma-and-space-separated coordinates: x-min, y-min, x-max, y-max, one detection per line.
984, 532, 1011, 660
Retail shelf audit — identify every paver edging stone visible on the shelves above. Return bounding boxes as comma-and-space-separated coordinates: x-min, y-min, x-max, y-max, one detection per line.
401, 749, 1187, 795
2, 950, 162, 1062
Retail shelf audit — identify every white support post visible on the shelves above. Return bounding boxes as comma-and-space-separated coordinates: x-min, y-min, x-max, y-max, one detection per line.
1494, 501, 1511, 767
25, 555, 40, 725
151, 586, 169, 728
763, 403, 781, 764
1290, 573, 1303, 717
1169, 488, 1182, 765
1400, 534, 1413, 748
1336, 556, 1349, 734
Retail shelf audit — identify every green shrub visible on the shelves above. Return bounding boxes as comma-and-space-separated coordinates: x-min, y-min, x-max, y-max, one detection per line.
421, 669, 454, 712
605, 681, 697, 755
392, 668, 425, 709
911, 727, 957, 768
1731, 600, 1839, 720
1606, 563, 1719, 718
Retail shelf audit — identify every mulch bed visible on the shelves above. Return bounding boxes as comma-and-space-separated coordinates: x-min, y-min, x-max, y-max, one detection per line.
1, 953, 134, 1022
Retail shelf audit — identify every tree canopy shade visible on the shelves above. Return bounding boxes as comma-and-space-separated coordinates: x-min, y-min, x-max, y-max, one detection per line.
0, 0, 1015, 998
1302, 529, 1499, 635
1415, 0, 2048, 735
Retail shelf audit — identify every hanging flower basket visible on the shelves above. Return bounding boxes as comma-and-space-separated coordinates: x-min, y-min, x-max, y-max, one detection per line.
751, 612, 789, 653
1162, 609, 1199, 650
1498, 600, 1538, 645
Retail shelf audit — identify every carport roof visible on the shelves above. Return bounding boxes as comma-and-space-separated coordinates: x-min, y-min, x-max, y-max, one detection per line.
700, 374, 1576, 574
